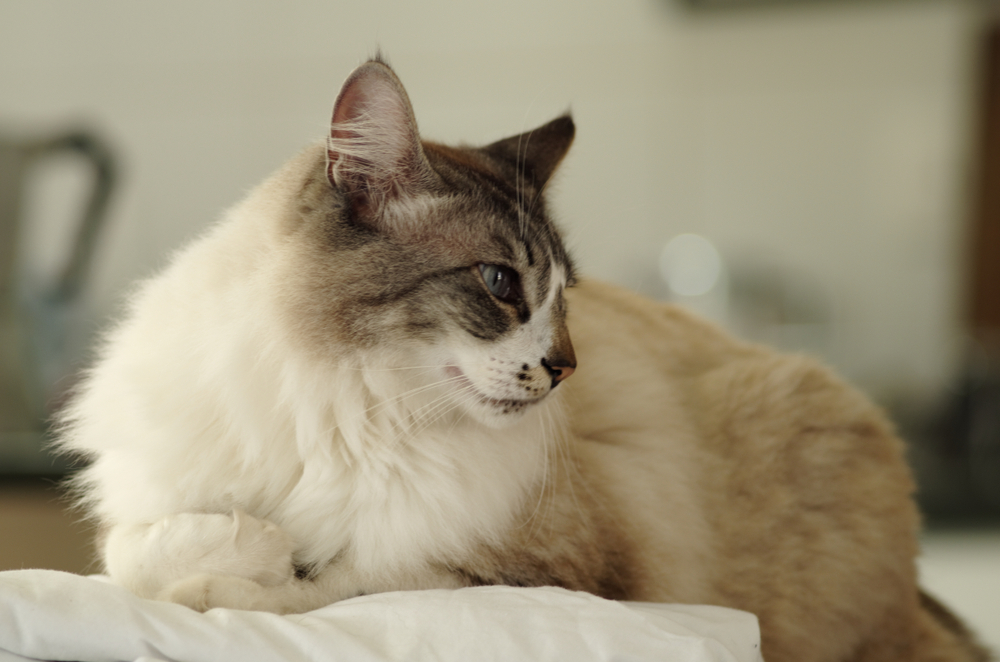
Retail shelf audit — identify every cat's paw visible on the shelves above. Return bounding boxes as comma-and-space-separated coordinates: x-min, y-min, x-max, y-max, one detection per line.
158, 573, 267, 612
146, 510, 295, 587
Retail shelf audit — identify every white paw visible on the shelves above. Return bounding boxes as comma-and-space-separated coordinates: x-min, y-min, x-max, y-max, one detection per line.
144, 510, 295, 587
158, 574, 266, 612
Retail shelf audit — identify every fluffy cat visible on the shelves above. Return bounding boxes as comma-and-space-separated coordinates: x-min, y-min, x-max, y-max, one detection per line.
59, 58, 990, 662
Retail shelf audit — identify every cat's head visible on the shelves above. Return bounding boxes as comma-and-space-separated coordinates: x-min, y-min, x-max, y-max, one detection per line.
281, 58, 576, 429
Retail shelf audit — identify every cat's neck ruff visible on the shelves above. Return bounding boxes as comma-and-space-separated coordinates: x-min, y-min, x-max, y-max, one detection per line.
271, 350, 563, 573
70, 209, 563, 575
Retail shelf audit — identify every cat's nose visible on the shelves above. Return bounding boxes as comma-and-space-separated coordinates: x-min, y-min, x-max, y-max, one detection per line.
543, 327, 576, 389
540, 357, 576, 389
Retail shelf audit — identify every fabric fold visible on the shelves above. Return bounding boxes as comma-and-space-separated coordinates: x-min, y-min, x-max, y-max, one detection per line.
0, 570, 762, 662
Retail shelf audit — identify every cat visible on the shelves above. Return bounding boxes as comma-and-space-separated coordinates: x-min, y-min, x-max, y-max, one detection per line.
58, 57, 990, 662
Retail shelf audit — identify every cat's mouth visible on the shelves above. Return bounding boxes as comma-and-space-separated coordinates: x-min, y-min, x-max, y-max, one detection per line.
477, 393, 541, 413
445, 365, 545, 414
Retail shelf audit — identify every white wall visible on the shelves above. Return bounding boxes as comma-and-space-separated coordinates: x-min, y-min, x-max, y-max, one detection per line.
0, 0, 983, 400
920, 530, 1000, 652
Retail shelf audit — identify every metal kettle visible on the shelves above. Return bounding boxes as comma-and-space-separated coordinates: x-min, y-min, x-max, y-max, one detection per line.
0, 129, 114, 473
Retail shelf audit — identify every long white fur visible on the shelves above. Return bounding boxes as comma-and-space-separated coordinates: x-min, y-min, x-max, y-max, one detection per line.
60, 153, 568, 600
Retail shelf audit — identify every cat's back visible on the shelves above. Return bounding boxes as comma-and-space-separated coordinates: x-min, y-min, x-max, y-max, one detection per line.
563, 281, 924, 657
563, 279, 770, 460
564, 279, 908, 489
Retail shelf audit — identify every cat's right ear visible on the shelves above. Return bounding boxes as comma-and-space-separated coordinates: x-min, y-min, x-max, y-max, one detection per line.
327, 59, 436, 228
482, 114, 576, 190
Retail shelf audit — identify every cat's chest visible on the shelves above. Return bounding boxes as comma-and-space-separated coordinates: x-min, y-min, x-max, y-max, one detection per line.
269, 419, 549, 571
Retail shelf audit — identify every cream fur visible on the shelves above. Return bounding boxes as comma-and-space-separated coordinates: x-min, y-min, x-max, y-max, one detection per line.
63, 150, 560, 593
57, 63, 991, 662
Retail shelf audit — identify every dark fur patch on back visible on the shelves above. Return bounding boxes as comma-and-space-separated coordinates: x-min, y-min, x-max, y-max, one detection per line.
449, 542, 635, 601
294, 563, 316, 580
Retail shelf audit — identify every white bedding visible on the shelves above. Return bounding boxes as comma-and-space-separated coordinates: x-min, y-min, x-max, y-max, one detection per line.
0, 570, 762, 662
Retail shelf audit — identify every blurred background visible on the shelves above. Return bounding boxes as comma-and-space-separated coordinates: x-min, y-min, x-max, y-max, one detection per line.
1, 0, 997, 645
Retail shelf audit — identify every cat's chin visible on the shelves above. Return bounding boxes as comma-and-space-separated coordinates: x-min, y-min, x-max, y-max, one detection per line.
468, 401, 538, 429
444, 365, 545, 428
468, 395, 543, 428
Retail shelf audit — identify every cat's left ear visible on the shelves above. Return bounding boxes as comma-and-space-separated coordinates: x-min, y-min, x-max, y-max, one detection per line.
482, 114, 575, 189
327, 59, 437, 227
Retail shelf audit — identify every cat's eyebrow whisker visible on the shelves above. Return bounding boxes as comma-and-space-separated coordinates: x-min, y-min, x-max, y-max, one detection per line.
515, 127, 525, 241
515, 127, 539, 243
522, 163, 551, 233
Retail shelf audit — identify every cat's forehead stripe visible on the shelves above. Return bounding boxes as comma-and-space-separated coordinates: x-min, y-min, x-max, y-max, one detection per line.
542, 260, 563, 308
524, 241, 536, 267
490, 234, 518, 265
423, 138, 573, 303
532, 256, 552, 307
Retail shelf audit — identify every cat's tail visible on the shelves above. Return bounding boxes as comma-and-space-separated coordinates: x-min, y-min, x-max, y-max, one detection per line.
914, 590, 994, 662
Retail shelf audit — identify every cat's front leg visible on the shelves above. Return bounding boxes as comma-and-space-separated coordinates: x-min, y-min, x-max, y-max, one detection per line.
158, 573, 327, 613
104, 510, 295, 599
159, 560, 470, 614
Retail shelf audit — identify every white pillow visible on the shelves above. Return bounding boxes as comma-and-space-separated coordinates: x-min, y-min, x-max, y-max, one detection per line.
0, 570, 762, 662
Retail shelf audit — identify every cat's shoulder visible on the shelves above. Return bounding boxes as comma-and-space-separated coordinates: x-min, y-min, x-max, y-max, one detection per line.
566, 279, 764, 375
566, 279, 896, 449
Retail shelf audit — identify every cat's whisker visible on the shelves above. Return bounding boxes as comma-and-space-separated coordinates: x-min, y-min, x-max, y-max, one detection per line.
517, 408, 551, 537
376, 376, 477, 451
350, 357, 534, 453
381, 388, 473, 454
335, 364, 454, 372
538, 406, 562, 535
414, 381, 482, 430
410, 390, 465, 428
548, 405, 584, 523
394, 392, 461, 441
408, 396, 471, 444
322, 373, 470, 449
351, 373, 467, 421
440, 389, 476, 439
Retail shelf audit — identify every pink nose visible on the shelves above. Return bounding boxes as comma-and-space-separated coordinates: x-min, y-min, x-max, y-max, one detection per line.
551, 365, 575, 383
541, 358, 576, 389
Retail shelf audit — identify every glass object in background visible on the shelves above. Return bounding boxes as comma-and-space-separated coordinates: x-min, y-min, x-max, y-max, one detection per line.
0, 129, 114, 475
658, 233, 832, 359
659, 233, 729, 325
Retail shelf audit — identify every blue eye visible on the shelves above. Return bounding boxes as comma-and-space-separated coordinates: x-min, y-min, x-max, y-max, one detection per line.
479, 264, 519, 302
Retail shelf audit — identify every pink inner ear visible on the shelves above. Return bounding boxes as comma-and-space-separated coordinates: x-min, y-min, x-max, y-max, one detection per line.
326, 61, 439, 233
331, 73, 370, 128
327, 67, 421, 200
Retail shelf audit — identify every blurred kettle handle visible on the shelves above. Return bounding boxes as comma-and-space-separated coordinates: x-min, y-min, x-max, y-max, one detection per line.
45, 131, 116, 302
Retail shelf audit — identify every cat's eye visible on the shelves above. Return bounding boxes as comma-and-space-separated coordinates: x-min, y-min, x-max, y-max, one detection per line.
479, 264, 519, 302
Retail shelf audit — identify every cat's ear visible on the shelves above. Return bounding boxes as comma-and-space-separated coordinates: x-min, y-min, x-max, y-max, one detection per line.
327, 59, 436, 226
482, 114, 575, 188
